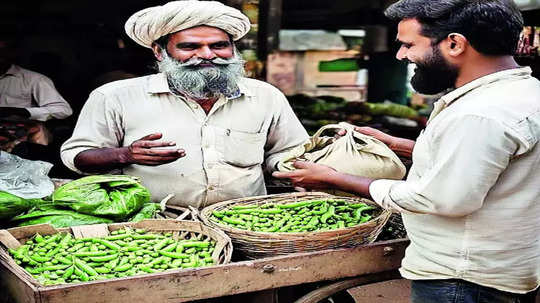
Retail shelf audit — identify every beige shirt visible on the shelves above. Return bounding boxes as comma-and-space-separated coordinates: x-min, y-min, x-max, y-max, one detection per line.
369, 67, 540, 293
0, 65, 72, 121
61, 73, 308, 208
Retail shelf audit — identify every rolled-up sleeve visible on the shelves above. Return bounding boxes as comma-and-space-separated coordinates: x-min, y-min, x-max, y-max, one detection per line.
27, 76, 72, 121
264, 90, 308, 172
369, 115, 525, 217
60, 91, 124, 173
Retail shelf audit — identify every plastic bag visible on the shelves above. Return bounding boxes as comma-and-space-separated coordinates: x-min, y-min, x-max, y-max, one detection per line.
128, 203, 161, 222
12, 207, 113, 228
278, 122, 406, 180
0, 191, 33, 220
0, 151, 54, 199
52, 175, 151, 220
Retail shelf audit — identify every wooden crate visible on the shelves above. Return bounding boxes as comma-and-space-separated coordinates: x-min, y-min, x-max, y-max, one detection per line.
0, 219, 235, 303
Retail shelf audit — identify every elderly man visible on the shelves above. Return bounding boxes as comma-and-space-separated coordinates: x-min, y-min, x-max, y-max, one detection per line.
61, 1, 308, 208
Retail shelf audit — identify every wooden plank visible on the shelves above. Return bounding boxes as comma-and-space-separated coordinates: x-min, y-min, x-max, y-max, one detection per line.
71, 224, 109, 239
38, 240, 408, 303
0, 258, 40, 303
0, 230, 21, 249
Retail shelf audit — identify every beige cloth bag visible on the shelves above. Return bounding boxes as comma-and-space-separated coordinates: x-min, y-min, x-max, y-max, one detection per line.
278, 122, 406, 180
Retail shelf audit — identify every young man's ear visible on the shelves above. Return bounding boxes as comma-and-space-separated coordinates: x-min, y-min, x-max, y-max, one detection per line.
151, 43, 164, 61
445, 33, 467, 57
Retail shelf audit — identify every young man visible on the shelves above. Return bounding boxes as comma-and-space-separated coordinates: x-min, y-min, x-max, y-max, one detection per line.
273, 1, 540, 302
61, 1, 308, 208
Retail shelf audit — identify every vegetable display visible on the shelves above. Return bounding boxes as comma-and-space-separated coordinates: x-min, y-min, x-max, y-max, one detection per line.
9, 228, 216, 285
210, 199, 376, 232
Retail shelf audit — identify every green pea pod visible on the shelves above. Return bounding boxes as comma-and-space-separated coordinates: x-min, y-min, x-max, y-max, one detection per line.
153, 238, 169, 251
221, 216, 246, 226
320, 206, 335, 224
73, 266, 89, 282
90, 254, 118, 263
131, 234, 160, 240
139, 265, 157, 273
105, 234, 129, 241
74, 258, 98, 276
114, 263, 133, 272
122, 246, 141, 252
34, 234, 44, 243
94, 267, 111, 274
212, 211, 225, 218
55, 256, 73, 265
181, 241, 210, 248
159, 250, 190, 259
349, 203, 372, 209
359, 214, 372, 223
62, 266, 74, 280
43, 234, 61, 244
277, 201, 312, 209
59, 233, 72, 246
92, 239, 121, 251
74, 251, 109, 257
256, 208, 282, 214
162, 243, 177, 252
312, 204, 328, 215
30, 254, 50, 263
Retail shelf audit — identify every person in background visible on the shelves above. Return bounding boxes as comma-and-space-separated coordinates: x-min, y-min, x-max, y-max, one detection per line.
61, 1, 308, 208
273, 0, 540, 302
0, 35, 72, 123
0, 33, 73, 176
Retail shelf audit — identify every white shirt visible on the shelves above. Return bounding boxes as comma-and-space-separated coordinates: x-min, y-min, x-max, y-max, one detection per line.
0, 65, 72, 121
61, 73, 308, 208
370, 67, 540, 294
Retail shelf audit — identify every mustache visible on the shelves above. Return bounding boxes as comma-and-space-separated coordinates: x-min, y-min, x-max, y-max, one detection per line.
179, 56, 245, 67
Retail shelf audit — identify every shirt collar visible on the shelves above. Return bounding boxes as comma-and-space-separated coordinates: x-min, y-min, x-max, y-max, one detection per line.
147, 72, 254, 99
439, 66, 532, 106
1, 64, 21, 78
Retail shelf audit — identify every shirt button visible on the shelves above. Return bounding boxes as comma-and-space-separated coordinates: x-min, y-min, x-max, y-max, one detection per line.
192, 104, 198, 109
208, 185, 214, 191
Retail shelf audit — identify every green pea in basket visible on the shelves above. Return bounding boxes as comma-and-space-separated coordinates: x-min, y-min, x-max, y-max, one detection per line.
199, 192, 391, 259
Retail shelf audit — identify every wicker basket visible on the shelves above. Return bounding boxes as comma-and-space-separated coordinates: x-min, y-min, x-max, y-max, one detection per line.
200, 192, 391, 259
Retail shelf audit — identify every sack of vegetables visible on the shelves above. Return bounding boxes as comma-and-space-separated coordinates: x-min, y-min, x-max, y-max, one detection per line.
52, 175, 151, 221
200, 192, 391, 259
278, 122, 406, 182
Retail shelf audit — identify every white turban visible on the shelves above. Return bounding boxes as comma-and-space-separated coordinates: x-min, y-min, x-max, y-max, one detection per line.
125, 0, 251, 48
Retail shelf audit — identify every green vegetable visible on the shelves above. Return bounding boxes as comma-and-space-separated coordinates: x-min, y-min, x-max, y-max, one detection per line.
52, 175, 150, 221
0, 191, 32, 220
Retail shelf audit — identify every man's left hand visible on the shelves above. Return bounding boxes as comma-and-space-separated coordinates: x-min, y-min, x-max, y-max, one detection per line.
272, 161, 338, 190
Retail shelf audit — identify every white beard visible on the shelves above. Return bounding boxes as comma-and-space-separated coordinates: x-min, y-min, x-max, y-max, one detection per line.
157, 49, 245, 99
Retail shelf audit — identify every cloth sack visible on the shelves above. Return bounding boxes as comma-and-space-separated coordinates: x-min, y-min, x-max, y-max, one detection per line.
278, 122, 406, 180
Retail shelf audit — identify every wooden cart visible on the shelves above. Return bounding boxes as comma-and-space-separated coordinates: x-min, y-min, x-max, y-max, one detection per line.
1, 234, 407, 303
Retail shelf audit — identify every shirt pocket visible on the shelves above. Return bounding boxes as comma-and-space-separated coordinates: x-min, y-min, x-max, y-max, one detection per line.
222, 128, 266, 167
